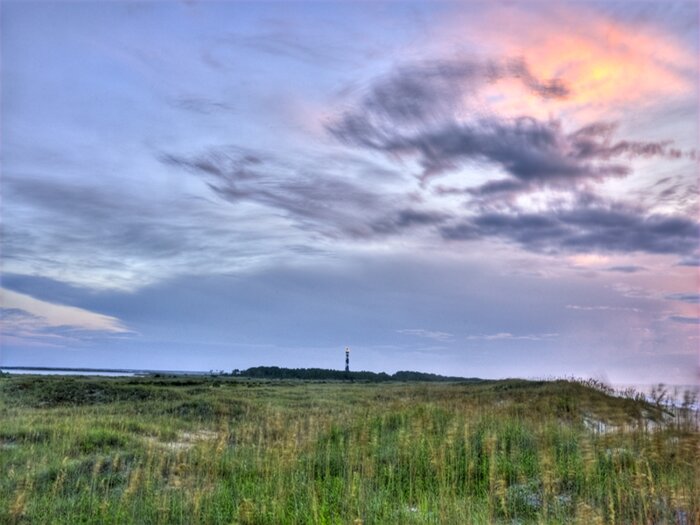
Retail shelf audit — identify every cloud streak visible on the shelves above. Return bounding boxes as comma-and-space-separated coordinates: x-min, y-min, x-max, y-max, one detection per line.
665, 293, 700, 304
397, 328, 453, 342
161, 147, 445, 240
440, 199, 698, 256
566, 305, 640, 313
465, 332, 558, 341
669, 315, 700, 325
0, 288, 129, 349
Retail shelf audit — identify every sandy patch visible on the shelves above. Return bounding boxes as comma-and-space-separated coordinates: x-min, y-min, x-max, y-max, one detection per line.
146, 429, 219, 450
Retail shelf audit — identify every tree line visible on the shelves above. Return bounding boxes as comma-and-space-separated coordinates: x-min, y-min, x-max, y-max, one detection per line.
230, 366, 480, 382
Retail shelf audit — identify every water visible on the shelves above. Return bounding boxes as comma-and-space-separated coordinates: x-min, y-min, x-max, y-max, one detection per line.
1, 368, 134, 377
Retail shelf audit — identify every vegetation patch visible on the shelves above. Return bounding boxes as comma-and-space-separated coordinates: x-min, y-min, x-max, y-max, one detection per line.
1, 377, 182, 407
0, 375, 697, 524
76, 428, 130, 454
0, 427, 53, 444
166, 399, 246, 420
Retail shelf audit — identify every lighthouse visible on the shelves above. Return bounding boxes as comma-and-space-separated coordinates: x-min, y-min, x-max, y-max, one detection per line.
345, 347, 350, 373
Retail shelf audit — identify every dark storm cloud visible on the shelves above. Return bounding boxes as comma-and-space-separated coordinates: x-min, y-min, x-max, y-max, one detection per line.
440, 202, 699, 256
329, 58, 690, 185
162, 148, 442, 239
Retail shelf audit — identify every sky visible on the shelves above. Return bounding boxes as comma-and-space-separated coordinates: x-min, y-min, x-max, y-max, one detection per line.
1, 0, 698, 385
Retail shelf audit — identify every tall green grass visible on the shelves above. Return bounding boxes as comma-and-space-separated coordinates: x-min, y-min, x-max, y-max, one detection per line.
0, 376, 697, 524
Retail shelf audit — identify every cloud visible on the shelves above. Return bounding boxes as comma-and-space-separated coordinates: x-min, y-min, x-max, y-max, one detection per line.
669, 315, 700, 325
566, 305, 640, 313
465, 332, 558, 341
677, 253, 700, 267
397, 329, 453, 342
328, 52, 692, 187
432, 2, 697, 119
665, 293, 700, 304
2, 175, 217, 289
1, 170, 333, 290
169, 96, 234, 114
161, 138, 697, 259
611, 283, 653, 299
322, 20, 698, 263
220, 29, 356, 67
353, 58, 568, 126
0, 288, 129, 348
1, 288, 128, 333
606, 265, 646, 273
439, 200, 698, 256
370, 210, 448, 235
161, 147, 443, 240
331, 109, 687, 187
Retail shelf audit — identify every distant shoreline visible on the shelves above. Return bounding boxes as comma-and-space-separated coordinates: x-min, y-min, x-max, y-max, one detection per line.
2, 367, 697, 393
0, 366, 207, 376
1, 366, 480, 383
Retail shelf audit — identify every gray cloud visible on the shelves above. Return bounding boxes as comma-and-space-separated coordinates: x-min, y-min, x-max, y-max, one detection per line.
606, 265, 646, 273
465, 332, 558, 341
370, 209, 448, 234
329, 57, 691, 187
2, 174, 205, 259
669, 315, 700, 325
170, 96, 234, 114
223, 31, 341, 65
397, 329, 453, 342
0, 307, 42, 324
217, 19, 382, 69
566, 305, 640, 313
665, 293, 700, 304
1, 171, 309, 289
162, 147, 443, 239
353, 58, 568, 126
324, 54, 698, 259
677, 254, 700, 266
161, 142, 698, 258
440, 201, 699, 256
332, 114, 684, 186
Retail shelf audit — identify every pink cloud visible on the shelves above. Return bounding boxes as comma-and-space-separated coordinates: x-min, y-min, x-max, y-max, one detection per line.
434, 3, 696, 122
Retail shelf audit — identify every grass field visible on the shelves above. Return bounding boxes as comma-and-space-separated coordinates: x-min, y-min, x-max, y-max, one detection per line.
0, 374, 698, 524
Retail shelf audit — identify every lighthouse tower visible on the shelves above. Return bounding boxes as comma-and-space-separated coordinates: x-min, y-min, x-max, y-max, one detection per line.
345, 347, 350, 373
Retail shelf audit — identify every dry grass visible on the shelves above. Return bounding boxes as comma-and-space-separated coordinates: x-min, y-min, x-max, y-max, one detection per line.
0, 375, 698, 524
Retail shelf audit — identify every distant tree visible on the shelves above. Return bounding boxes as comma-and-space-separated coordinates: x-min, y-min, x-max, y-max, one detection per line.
237, 366, 474, 383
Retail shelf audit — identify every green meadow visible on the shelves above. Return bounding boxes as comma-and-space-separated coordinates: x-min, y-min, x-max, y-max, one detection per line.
0, 374, 698, 524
